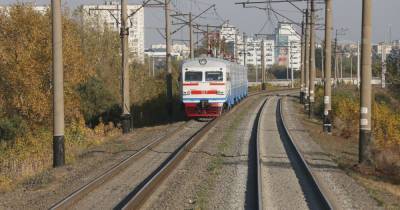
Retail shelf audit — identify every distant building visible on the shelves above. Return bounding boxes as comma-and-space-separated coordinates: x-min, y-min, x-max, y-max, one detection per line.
145, 43, 189, 60
237, 37, 275, 68
0, 4, 49, 14
82, 1, 144, 63
275, 22, 301, 71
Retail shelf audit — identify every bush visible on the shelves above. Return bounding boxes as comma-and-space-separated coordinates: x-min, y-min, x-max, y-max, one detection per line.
0, 115, 27, 142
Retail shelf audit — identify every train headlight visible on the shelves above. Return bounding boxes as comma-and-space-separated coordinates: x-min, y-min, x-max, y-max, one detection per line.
183, 91, 190, 95
217, 90, 224, 95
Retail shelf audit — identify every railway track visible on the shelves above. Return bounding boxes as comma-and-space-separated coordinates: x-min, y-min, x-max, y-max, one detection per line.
49, 89, 299, 210
255, 96, 332, 210
49, 120, 198, 210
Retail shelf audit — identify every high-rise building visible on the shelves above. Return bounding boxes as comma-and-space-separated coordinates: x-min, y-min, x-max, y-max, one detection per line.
82, 1, 144, 63
275, 22, 301, 71
237, 37, 275, 67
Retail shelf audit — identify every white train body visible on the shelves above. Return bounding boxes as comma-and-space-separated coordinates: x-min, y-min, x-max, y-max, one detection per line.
180, 57, 248, 118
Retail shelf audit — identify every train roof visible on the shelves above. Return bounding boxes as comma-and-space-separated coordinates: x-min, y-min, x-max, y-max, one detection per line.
182, 57, 243, 68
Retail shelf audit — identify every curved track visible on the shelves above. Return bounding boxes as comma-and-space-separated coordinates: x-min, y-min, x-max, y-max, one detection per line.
49, 89, 300, 210
256, 96, 332, 210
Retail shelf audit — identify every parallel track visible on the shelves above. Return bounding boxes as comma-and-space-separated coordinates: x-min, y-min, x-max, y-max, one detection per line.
255, 96, 332, 210
50, 89, 299, 210
49, 121, 193, 210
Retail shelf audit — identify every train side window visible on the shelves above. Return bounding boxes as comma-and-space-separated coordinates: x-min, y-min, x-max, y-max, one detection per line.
205, 71, 223, 81
185, 71, 202, 81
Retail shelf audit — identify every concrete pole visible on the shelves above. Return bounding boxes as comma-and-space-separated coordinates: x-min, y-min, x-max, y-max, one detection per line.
304, 6, 310, 110
235, 32, 239, 63
359, 0, 373, 164
309, 0, 316, 118
334, 31, 338, 86
323, 0, 333, 133
351, 55, 353, 82
300, 19, 305, 103
189, 13, 194, 59
357, 41, 361, 88
340, 53, 343, 81
243, 33, 247, 66
261, 39, 266, 90
381, 44, 386, 88
206, 24, 210, 55
121, 0, 131, 133
52, 0, 65, 167
255, 45, 258, 83
321, 42, 325, 79
165, 0, 173, 119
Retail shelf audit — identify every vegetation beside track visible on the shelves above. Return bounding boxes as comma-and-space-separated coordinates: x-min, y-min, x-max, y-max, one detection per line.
313, 85, 400, 177
0, 5, 183, 191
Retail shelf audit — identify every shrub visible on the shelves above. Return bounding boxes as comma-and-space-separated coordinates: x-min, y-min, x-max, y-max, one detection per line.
0, 115, 27, 142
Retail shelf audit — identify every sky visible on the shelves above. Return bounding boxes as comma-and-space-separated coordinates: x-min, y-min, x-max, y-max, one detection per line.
3, 0, 400, 47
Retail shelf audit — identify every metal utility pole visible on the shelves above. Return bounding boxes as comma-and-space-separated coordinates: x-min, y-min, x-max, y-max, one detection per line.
359, 0, 373, 164
304, 6, 310, 110
300, 19, 305, 104
165, 0, 173, 119
243, 33, 247, 66
261, 39, 266, 90
189, 13, 194, 59
323, 0, 333, 133
52, 0, 65, 167
309, 0, 316, 118
121, 0, 131, 133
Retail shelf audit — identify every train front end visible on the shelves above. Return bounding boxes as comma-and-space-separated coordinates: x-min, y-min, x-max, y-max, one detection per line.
181, 58, 227, 118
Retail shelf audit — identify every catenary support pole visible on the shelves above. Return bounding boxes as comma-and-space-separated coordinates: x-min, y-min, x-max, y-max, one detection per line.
381, 44, 386, 88
121, 0, 131, 133
261, 39, 266, 90
334, 31, 338, 87
52, 0, 65, 167
359, 0, 373, 164
243, 33, 247, 66
189, 13, 194, 59
300, 19, 305, 104
323, 0, 333, 133
309, 0, 316, 118
235, 32, 239, 62
165, 0, 173, 119
304, 5, 310, 110
357, 41, 361, 89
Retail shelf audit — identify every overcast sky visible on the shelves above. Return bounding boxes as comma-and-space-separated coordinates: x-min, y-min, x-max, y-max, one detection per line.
3, 0, 399, 47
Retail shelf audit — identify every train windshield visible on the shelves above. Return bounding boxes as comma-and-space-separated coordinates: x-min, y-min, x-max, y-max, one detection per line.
205, 71, 223, 82
185, 71, 202, 82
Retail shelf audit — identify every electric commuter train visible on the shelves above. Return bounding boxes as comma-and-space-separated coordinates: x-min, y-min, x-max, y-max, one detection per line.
180, 57, 248, 118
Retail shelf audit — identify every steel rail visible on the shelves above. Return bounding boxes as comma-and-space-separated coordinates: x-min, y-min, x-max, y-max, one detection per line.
49, 121, 193, 210
255, 97, 270, 210
117, 93, 276, 209
278, 97, 332, 209
49, 88, 296, 210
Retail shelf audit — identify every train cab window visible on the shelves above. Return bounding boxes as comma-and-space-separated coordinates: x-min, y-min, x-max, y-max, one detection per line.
205, 71, 223, 81
185, 71, 202, 81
